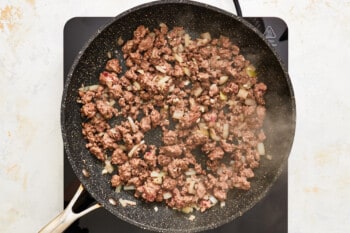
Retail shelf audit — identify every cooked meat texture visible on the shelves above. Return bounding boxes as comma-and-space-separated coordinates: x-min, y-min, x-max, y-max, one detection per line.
105, 59, 122, 74
208, 147, 225, 160
78, 23, 268, 213
162, 130, 178, 145
159, 145, 182, 157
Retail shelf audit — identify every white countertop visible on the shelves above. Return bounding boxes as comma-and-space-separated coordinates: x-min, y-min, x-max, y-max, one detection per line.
1, 0, 350, 232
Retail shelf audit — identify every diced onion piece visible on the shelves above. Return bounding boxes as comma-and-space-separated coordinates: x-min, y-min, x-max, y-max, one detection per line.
209, 195, 218, 205
193, 87, 203, 97
209, 128, 221, 141
124, 185, 136, 190
237, 88, 249, 99
79, 84, 99, 92
136, 69, 144, 74
243, 82, 252, 89
107, 51, 112, 59
178, 44, 184, 53
182, 206, 194, 214
199, 105, 206, 112
154, 206, 159, 212
192, 204, 200, 211
172, 46, 178, 53
188, 215, 196, 221
168, 84, 175, 93
118, 144, 127, 151
189, 98, 196, 108
102, 160, 114, 174
219, 92, 227, 101
163, 192, 172, 199
188, 180, 196, 194
174, 53, 183, 63
245, 98, 256, 106
197, 123, 209, 135
153, 176, 163, 184
133, 81, 141, 91
219, 76, 229, 85
209, 84, 217, 95
127, 116, 138, 133
155, 65, 167, 73
108, 100, 115, 106
197, 38, 209, 46
172, 98, 179, 103
266, 154, 273, 160
222, 123, 229, 139
115, 185, 122, 193
198, 122, 208, 130
119, 198, 136, 207
183, 67, 191, 76
109, 198, 117, 206
200, 32, 211, 40
128, 140, 145, 157
185, 168, 196, 176
197, 128, 209, 137
246, 65, 257, 78
117, 36, 124, 46
227, 100, 237, 106
82, 169, 90, 178
184, 34, 191, 47
257, 142, 265, 155
172, 110, 184, 119
150, 171, 160, 177
158, 75, 171, 85
220, 201, 226, 208
183, 80, 190, 86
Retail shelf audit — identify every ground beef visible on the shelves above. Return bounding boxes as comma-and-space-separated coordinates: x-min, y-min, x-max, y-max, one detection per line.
105, 59, 122, 74
157, 154, 172, 167
159, 145, 182, 157
143, 148, 157, 168
118, 162, 132, 181
150, 109, 161, 127
78, 23, 268, 213
140, 116, 151, 132
162, 177, 177, 190
111, 148, 128, 165
81, 102, 96, 118
162, 130, 178, 145
136, 180, 160, 202
167, 159, 189, 178
111, 174, 122, 187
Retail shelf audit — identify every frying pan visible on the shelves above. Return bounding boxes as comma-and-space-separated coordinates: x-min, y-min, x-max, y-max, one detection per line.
40, 0, 296, 232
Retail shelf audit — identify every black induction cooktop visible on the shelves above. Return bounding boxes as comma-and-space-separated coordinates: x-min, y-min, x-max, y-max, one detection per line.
63, 16, 288, 233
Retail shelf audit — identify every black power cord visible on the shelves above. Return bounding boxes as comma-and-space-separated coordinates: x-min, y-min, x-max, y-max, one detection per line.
233, 0, 242, 16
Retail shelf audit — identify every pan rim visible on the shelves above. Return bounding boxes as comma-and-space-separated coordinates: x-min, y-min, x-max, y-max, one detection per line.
61, 0, 296, 232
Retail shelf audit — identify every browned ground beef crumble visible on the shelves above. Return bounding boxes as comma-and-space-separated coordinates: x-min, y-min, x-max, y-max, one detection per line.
78, 23, 267, 213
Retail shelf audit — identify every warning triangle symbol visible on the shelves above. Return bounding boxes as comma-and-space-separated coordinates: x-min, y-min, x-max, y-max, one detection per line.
264, 26, 276, 39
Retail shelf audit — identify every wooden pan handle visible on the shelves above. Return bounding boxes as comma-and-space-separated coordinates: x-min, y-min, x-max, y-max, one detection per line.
38, 184, 101, 233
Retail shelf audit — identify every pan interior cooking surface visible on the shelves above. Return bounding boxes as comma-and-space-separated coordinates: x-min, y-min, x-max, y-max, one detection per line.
61, 1, 295, 232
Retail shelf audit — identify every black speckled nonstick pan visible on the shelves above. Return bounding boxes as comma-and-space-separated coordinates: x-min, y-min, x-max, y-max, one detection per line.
40, 1, 296, 232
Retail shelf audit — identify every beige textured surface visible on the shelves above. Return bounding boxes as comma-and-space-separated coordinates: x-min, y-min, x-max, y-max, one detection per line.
0, 0, 349, 232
